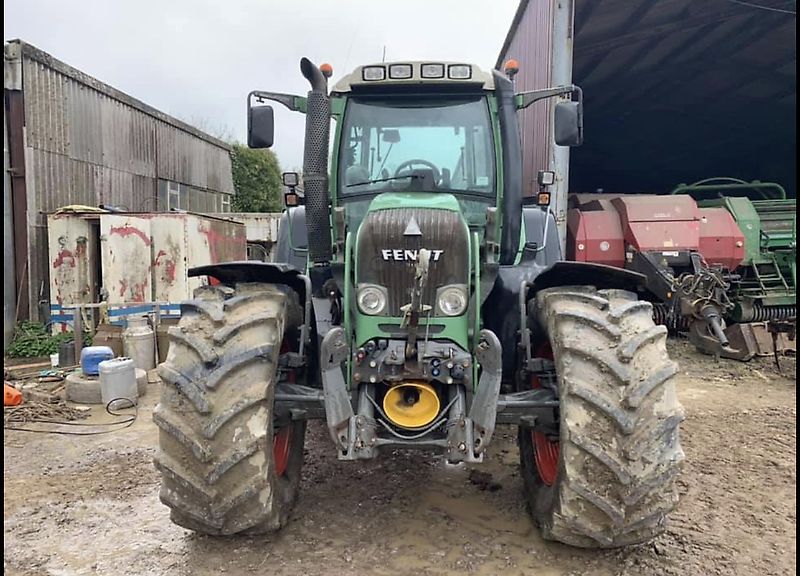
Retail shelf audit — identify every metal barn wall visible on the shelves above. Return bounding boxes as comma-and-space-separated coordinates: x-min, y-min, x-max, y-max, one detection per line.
4, 40, 235, 322
496, 0, 577, 247
497, 0, 556, 200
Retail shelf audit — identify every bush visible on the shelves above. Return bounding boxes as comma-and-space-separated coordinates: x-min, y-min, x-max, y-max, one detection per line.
7, 321, 90, 358
230, 144, 283, 213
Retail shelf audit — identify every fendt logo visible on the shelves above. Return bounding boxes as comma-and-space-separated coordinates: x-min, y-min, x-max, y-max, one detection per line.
381, 249, 444, 262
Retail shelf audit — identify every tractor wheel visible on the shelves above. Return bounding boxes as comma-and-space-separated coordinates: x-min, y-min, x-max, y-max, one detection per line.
519, 287, 684, 547
154, 282, 306, 535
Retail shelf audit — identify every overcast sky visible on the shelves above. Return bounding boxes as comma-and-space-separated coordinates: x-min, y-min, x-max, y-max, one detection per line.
4, 0, 519, 170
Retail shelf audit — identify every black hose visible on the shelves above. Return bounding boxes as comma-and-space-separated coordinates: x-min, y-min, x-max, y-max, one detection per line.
4, 399, 138, 435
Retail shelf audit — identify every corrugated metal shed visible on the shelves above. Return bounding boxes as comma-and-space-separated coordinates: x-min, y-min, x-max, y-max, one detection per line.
499, 0, 796, 235
4, 39, 236, 321
496, 0, 575, 243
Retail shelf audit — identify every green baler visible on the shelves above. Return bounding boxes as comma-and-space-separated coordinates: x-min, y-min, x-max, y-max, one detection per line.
672, 178, 796, 323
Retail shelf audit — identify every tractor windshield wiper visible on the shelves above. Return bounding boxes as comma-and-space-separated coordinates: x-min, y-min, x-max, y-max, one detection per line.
428, 187, 495, 200
345, 174, 423, 187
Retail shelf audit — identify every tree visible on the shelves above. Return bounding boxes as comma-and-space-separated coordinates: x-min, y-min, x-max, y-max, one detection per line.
180, 114, 238, 143
230, 144, 283, 213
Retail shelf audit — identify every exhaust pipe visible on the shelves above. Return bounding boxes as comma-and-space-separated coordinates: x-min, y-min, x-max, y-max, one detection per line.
300, 57, 333, 293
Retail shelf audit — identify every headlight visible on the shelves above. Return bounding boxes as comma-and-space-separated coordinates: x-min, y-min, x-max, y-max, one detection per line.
357, 285, 387, 315
437, 286, 468, 316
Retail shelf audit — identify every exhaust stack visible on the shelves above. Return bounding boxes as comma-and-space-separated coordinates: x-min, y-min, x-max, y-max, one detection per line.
300, 58, 334, 290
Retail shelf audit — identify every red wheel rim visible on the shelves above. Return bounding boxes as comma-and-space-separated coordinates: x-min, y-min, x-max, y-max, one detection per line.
530, 343, 559, 486
273, 339, 295, 478
273, 425, 292, 477
532, 429, 559, 486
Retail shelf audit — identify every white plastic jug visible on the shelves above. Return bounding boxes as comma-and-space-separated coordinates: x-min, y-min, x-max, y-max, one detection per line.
99, 357, 138, 410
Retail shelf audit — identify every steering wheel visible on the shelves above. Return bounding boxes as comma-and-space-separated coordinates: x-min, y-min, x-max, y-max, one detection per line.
393, 159, 441, 184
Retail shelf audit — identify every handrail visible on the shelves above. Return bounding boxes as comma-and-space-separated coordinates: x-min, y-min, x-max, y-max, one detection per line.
670, 177, 787, 200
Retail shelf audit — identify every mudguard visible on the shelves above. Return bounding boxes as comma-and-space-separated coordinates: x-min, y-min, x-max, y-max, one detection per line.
190, 261, 307, 299
529, 261, 647, 296
275, 207, 309, 271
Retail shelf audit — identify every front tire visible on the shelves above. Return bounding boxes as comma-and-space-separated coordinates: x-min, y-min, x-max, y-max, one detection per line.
520, 287, 684, 547
154, 282, 305, 535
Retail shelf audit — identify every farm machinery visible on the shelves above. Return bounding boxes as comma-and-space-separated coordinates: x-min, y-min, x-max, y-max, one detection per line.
153, 58, 685, 548
567, 178, 796, 361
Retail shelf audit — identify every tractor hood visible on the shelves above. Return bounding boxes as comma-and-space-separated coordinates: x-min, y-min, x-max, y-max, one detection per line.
354, 192, 471, 318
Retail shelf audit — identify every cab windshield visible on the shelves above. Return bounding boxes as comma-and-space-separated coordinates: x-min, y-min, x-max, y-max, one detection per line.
338, 96, 495, 198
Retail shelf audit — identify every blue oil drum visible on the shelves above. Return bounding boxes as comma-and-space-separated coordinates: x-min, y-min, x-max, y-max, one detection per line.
80, 346, 114, 376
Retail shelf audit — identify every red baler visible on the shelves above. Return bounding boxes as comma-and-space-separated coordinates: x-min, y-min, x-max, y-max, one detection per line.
568, 194, 750, 359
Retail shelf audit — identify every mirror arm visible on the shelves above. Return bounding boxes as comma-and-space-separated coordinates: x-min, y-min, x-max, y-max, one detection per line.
515, 85, 581, 109
249, 91, 307, 113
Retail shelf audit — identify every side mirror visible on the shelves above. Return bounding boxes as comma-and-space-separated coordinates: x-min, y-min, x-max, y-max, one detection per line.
554, 101, 583, 147
248, 105, 275, 148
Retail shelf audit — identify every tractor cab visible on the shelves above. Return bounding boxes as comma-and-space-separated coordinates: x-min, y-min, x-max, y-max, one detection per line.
329, 62, 500, 232
248, 60, 583, 270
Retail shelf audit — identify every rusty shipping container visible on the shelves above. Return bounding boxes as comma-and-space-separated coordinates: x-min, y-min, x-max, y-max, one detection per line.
47, 211, 246, 330
209, 212, 283, 261
4, 39, 236, 323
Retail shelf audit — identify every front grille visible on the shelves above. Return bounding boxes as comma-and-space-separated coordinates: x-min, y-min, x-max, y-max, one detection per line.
356, 208, 469, 316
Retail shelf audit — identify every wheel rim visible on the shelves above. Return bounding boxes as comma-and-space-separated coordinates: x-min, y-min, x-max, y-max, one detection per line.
273, 425, 292, 477
532, 429, 559, 486
530, 343, 559, 487
273, 338, 296, 478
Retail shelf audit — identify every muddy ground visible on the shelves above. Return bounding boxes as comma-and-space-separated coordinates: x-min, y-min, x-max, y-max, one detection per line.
3, 339, 796, 576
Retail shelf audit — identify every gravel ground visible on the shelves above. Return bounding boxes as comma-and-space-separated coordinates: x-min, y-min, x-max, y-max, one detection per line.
3, 339, 796, 576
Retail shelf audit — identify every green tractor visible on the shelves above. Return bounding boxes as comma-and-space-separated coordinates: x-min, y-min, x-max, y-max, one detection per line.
154, 59, 684, 548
